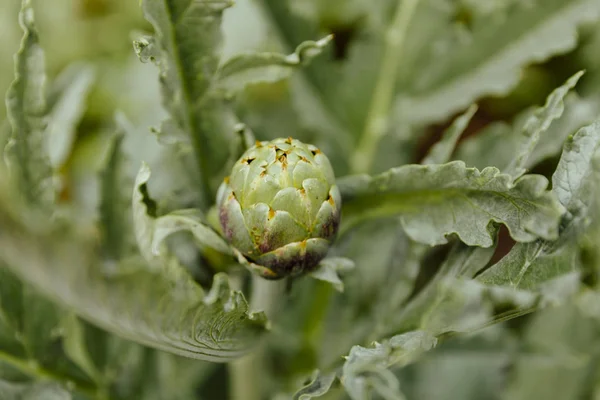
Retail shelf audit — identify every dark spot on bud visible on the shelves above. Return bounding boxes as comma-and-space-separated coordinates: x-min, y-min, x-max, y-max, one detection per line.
242, 157, 255, 165
285, 137, 293, 144
327, 193, 335, 205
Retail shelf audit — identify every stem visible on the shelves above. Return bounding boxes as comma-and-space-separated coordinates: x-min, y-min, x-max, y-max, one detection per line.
229, 275, 286, 400
351, 0, 420, 174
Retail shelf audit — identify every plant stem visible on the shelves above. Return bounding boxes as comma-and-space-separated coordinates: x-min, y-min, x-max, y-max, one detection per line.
229, 275, 286, 400
351, 0, 420, 174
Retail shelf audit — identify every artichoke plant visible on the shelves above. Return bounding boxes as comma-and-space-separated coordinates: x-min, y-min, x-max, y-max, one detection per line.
217, 137, 341, 279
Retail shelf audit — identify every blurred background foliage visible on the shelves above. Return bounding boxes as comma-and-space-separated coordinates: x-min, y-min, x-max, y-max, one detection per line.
1, 0, 600, 399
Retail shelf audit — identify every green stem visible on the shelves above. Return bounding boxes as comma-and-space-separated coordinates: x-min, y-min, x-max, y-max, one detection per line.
0, 351, 100, 399
351, 0, 420, 174
229, 276, 286, 400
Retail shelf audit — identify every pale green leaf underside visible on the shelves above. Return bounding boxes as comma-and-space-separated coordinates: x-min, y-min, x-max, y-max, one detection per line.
309, 257, 355, 292
293, 370, 337, 400
215, 35, 333, 92
396, 0, 600, 125
338, 161, 564, 247
0, 183, 267, 362
341, 331, 437, 400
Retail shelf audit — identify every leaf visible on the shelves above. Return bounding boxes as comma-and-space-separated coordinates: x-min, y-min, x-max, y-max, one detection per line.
133, 164, 233, 269
456, 92, 599, 172
61, 314, 103, 386
478, 120, 600, 294
309, 257, 355, 292
422, 104, 477, 165
394, 0, 600, 125
0, 178, 268, 362
153, 209, 233, 256
45, 64, 95, 169
139, 0, 235, 203
99, 124, 129, 261
0, 381, 71, 400
4, 0, 52, 207
504, 71, 583, 178
292, 370, 337, 400
214, 35, 333, 93
341, 331, 437, 400
338, 161, 564, 247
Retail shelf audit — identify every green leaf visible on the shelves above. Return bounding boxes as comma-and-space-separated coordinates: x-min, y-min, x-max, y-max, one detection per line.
153, 209, 233, 256
99, 124, 130, 262
4, 0, 52, 207
394, 0, 600, 125
133, 164, 233, 269
339, 161, 564, 247
0, 180, 268, 362
138, 0, 235, 204
504, 71, 583, 178
45, 64, 95, 169
292, 370, 337, 400
341, 331, 437, 400
478, 120, 600, 293
309, 257, 355, 292
61, 314, 103, 387
422, 104, 477, 165
0, 380, 71, 400
215, 35, 333, 93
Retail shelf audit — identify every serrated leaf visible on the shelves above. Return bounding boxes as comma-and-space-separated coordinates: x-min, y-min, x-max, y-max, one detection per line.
341, 331, 437, 400
504, 71, 583, 178
395, 0, 600, 125
309, 257, 355, 292
477, 120, 600, 294
338, 161, 564, 247
4, 0, 52, 207
215, 35, 332, 93
139, 0, 235, 204
45, 64, 95, 169
0, 180, 268, 362
293, 370, 337, 400
422, 104, 477, 165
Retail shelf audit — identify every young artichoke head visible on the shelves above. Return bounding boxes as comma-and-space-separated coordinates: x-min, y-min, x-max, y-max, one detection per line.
217, 137, 341, 279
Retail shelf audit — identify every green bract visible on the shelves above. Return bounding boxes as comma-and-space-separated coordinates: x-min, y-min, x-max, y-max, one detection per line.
217, 137, 341, 279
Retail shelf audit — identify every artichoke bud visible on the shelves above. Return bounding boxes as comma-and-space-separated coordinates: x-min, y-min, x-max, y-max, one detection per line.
217, 137, 341, 279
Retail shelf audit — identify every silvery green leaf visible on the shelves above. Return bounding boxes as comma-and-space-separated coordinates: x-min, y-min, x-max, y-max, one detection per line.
341, 331, 437, 400
0, 179, 268, 362
153, 209, 233, 256
477, 121, 600, 297
139, 0, 235, 203
215, 35, 333, 93
395, 0, 600, 125
339, 161, 564, 247
422, 104, 477, 165
45, 64, 95, 169
132, 163, 158, 266
309, 257, 355, 292
292, 370, 337, 400
4, 0, 52, 207
504, 71, 583, 178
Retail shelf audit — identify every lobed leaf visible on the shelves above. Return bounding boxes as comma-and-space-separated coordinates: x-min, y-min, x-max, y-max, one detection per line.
338, 161, 564, 247
395, 0, 600, 125
214, 35, 333, 93
292, 370, 337, 400
138, 0, 236, 204
341, 331, 437, 400
4, 0, 52, 208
